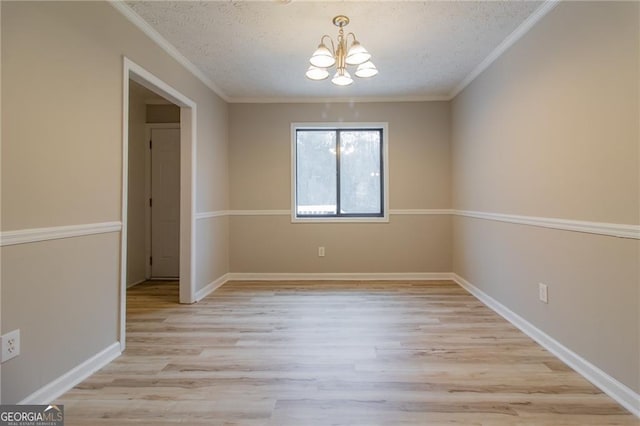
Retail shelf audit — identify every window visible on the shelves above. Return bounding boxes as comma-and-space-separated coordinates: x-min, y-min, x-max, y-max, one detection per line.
292, 123, 389, 222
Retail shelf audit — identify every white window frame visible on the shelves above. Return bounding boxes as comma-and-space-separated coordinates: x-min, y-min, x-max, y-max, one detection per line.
291, 122, 389, 223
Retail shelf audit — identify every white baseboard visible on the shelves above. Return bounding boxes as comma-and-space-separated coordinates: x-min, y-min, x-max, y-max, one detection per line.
126, 278, 146, 289
452, 273, 640, 418
19, 342, 121, 404
192, 272, 453, 302
194, 273, 230, 301
227, 272, 454, 281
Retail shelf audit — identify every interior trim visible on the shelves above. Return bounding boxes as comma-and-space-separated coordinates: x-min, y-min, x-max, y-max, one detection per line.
227, 272, 453, 282
4, 208, 634, 247
391, 209, 454, 215
19, 342, 121, 405
194, 273, 231, 302
229, 210, 291, 216
196, 209, 453, 219
108, 1, 229, 102
230, 95, 451, 104
449, 0, 560, 98
456, 209, 640, 240
195, 210, 291, 219
196, 208, 639, 239
0, 222, 122, 247
195, 211, 230, 220
109, 0, 561, 104
452, 273, 640, 418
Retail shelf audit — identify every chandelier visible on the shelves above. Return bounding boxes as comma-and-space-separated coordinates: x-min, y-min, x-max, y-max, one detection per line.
305, 15, 378, 86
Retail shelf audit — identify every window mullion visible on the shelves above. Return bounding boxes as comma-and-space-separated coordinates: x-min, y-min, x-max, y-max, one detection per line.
335, 129, 341, 217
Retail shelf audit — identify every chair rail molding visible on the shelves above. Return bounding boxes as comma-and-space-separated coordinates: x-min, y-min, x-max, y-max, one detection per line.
455, 210, 640, 240
195, 208, 640, 240
1, 222, 122, 246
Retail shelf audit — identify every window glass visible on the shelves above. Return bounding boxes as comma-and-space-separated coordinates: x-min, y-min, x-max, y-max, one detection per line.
294, 126, 385, 221
339, 130, 381, 214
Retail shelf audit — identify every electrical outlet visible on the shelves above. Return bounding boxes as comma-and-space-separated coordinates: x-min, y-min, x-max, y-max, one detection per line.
538, 283, 548, 304
318, 246, 325, 257
2, 329, 21, 362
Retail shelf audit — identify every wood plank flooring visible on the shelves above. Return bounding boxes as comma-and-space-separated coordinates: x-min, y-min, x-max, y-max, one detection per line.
57, 280, 638, 425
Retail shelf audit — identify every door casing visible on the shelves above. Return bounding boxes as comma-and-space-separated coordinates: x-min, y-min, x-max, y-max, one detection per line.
121, 57, 198, 352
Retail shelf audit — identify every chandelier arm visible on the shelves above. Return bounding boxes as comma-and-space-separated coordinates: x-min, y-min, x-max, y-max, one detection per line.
346, 32, 358, 45
320, 35, 336, 57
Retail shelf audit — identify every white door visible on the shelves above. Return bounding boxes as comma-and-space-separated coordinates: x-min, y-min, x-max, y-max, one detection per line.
150, 128, 180, 278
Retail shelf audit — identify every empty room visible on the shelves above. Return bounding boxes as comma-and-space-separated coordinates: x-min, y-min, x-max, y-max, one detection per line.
1, 0, 638, 424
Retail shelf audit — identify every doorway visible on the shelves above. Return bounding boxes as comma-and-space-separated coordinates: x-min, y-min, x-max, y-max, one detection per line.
121, 58, 198, 351
127, 83, 181, 283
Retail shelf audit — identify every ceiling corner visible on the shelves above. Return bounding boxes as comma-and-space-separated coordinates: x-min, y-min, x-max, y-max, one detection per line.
109, 0, 231, 103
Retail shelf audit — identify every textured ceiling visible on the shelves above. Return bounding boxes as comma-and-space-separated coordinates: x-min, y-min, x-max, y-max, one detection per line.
125, 1, 544, 101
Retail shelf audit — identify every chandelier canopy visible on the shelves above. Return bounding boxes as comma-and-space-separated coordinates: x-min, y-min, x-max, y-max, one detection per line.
305, 15, 378, 86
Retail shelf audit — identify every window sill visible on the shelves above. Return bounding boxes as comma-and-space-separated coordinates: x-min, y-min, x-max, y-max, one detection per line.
291, 216, 390, 224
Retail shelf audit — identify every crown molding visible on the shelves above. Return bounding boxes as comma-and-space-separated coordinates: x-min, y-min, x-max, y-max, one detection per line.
227, 95, 451, 104
449, 0, 560, 99
112, 0, 559, 104
109, 1, 230, 102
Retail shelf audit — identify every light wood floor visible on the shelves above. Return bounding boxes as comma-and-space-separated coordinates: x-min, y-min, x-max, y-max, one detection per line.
58, 280, 638, 425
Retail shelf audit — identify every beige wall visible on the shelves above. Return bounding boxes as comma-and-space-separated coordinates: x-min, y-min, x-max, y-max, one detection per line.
451, 1, 639, 392
1, 234, 120, 402
2, 0, 637, 407
147, 104, 180, 124
126, 82, 148, 286
231, 215, 451, 273
229, 102, 451, 273
1, 1, 229, 403
194, 91, 230, 285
